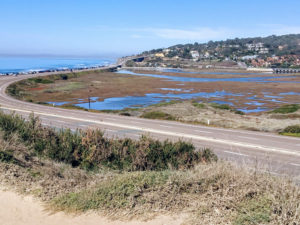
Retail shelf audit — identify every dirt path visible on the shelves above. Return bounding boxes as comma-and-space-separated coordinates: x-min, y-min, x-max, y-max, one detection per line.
0, 189, 184, 225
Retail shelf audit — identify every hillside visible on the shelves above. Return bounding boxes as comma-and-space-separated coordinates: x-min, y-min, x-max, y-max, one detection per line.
126, 34, 300, 69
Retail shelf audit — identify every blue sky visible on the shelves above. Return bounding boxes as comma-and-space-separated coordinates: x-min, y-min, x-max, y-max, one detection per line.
0, 0, 300, 58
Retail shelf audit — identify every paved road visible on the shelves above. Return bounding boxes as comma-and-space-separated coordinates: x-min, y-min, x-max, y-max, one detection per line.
0, 71, 299, 180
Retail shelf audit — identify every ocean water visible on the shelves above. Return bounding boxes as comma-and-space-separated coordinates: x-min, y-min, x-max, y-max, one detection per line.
0, 56, 114, 74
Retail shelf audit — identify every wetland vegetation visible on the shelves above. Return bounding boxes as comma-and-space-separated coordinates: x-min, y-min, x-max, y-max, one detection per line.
6, 69, 300, 136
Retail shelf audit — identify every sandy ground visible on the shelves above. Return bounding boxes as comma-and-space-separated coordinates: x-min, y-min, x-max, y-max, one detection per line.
0, 189, 184, 225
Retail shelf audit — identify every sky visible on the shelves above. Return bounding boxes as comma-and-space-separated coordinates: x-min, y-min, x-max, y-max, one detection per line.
0, 0, 300, 58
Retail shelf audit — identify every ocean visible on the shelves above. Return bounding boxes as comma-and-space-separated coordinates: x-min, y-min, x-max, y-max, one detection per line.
0, 56, 114, 74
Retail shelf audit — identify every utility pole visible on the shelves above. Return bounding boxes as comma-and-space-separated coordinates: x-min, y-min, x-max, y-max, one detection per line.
88, 89, 91, 110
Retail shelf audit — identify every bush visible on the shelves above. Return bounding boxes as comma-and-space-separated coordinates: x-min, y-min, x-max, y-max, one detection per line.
6, 84, 23, 97
53, 171, 171, 211
141, 111, 176, 120
210, 103, 245, 115
60, 74, 68, 80
271, 104, 300, 114
28, 77, 53, 84
211, 103, 232, 110
0, 111, 217, 171
282, 125, 300, 134
0, 150, 16, 164
192, 102, 205, 109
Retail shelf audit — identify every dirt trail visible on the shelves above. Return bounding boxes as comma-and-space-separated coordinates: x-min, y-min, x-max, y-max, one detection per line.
0, 189, 184, 225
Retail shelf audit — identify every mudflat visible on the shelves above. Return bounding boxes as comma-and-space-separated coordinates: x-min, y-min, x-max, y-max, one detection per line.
12, 69, 300, 113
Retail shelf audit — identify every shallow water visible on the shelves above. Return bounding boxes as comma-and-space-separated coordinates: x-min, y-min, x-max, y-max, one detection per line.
160, 68, 270, 75
280, 92, 300, 96
209, 100, 234, 106
71, 91, 243, 110
237, 107, 268, 113
117, 70, 300, 83
48, 70, 300, 113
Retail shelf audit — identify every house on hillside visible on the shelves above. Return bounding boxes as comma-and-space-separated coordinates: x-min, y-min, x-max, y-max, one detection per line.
190, 51, 200, 61
155, 53, 165, 57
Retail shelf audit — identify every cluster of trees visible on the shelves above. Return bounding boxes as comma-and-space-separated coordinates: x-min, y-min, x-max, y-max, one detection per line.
143, 34, 300, 59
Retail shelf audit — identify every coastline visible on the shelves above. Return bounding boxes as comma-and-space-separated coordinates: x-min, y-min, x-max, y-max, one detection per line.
0, 57, 117, 76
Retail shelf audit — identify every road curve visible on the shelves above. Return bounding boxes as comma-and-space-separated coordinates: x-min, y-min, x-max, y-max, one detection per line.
0, 70, 299, 180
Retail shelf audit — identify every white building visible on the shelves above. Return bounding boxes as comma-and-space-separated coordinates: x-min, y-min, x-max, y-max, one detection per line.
190, 51, 200, 61
259, 48, 269, 54
246, 43, 268, 54
204, 52, 210, 58
241, 55, 258, 60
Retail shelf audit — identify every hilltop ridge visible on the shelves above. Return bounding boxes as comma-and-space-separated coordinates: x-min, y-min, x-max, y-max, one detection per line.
125, 34, 300, 69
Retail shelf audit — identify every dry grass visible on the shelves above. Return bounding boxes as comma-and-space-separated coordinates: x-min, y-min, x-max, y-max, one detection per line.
0, 114, 299, 224
1, 130, 299, 224
135, 101, 300, 133
50, 162, 300, 224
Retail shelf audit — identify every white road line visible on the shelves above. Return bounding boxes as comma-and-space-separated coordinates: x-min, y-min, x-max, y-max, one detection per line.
55, 120, 68, 124
131, 121, 143, 124
224, 151, 249, 157
194, 130, 212, 134
160, 125, 173, 128
237, 136, 259, 141
157, 119, 299, 140
105, 129, 116, 132
289, 163, 300, 167
1, 106, 300, 157
296, 144, 300, 146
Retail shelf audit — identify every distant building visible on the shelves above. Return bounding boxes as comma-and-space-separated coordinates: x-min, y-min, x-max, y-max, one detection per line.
204, 52, 210, 58
190, 51, 200, 61
259, 48, 269, 54
163, 48, 170, 53
246, 43, 268, 54
241, 55, 258, 60
155, 53, 165, 57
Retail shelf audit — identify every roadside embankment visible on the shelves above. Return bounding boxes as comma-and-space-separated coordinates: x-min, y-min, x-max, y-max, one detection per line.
0, 112, 299, 224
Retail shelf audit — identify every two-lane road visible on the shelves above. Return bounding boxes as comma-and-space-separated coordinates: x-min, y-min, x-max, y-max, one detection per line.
0, 72, 299, 180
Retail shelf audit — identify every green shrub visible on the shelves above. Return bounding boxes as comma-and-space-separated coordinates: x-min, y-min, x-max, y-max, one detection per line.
211, 103, 232, 110
234, 195, 272, 225
282, 125, 300, 133
28, 77, 54, 84
271, 104, 300, 114
60, 74, 69, 80
141, 111, 176, 120
0, 111, 217, 171
280, 125, 300, 137
53, 171, 171, 211
192, 102, 205, 109
0, 150, 16, 164
234, 110, 245, 115
210, 103, 245, 115
153, 100, 179, 107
